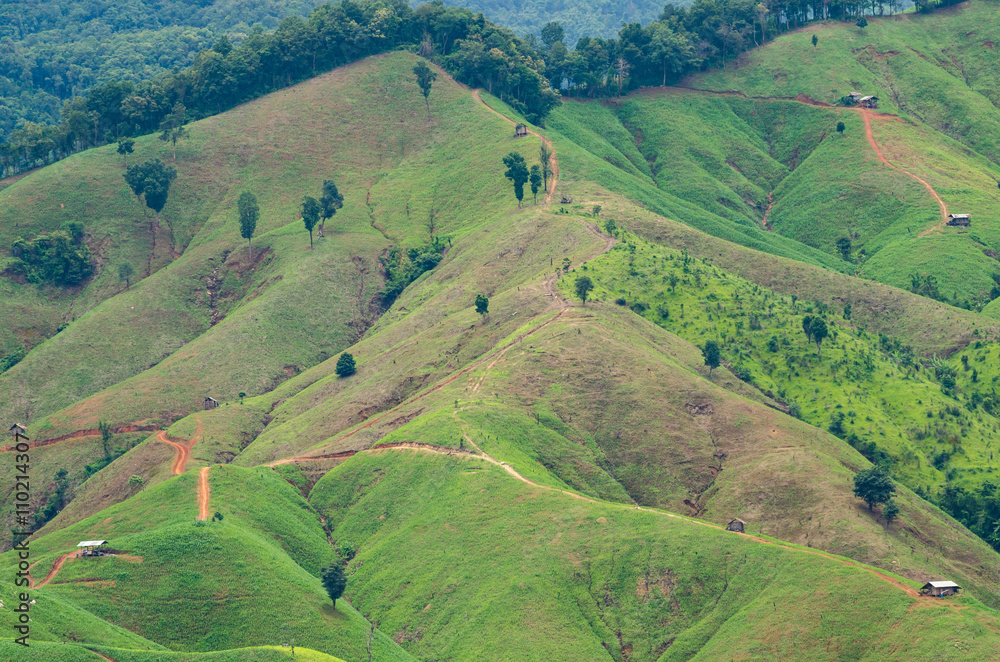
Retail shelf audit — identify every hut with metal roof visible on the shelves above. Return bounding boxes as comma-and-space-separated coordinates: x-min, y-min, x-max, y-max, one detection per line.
947, 213, 971, 227
8, 423, 26, 437
859, 95, 879, 109
77, 540, 109, 557
514, 123, 528, 138
204, 396, 220, 410
921, 580, 960, 597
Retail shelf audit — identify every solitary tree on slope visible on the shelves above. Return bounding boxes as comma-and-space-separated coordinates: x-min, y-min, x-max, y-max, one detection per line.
321, 562, 348, 608
413, 61, 437, 120
702, 340, 720, 377
238, 192, 259, 259
853, 466, 895, 512
575, 275, 594, 305
502, 152, 529, 208
302, 196, 321, 248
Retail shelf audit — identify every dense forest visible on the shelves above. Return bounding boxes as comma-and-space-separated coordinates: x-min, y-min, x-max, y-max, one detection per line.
0, 0, 329, 139
0, 0, 962, 177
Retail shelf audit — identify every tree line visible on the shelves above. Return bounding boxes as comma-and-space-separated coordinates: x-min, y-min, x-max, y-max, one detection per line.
2, 0, 947, 178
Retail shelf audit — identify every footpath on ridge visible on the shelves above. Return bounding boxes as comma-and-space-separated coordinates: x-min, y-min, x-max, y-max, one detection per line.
264, 85, 949, 608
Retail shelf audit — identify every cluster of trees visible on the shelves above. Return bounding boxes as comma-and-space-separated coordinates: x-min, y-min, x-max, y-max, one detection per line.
4, 0, 927, 177
7, 222, 93, 285
1, 0, 561, 177
0, 0, 337, 140
501, 145, 550, 207
378, 236, 448, 307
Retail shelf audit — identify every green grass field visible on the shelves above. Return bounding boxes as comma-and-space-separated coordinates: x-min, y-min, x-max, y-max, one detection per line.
4, 16, 1000, 658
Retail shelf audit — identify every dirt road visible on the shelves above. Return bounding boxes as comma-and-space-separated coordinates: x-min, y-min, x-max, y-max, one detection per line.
156, 414, 203, 475
197, 466, 211, 521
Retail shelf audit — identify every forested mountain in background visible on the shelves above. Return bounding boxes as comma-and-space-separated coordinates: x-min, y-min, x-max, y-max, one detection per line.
430, 0, 671, 46
0, 0, 327, 138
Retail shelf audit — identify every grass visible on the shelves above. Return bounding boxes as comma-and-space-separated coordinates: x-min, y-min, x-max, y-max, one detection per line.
312, 449, 1000, 661
0, 465, 412, 661
4, 27, 1000, 659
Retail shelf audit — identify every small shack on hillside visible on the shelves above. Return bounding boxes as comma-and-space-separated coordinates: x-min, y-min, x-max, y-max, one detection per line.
947, 213, 971, 227
77, 540, 109, 557
9, 423, 26, 437
204, 396, 219, 410
514, 123, 528, 137
726, 518, 745, 533
560, 194, 573, 204
921, 580, 960, 597
848, 92, 862, 104
859, 95, 879, 109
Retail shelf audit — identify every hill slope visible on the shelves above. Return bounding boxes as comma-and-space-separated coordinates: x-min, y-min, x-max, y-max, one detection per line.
4, 32, 1000, 660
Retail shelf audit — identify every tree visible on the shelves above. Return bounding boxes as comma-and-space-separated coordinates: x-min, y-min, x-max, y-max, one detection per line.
836, 237, 852, 261
540, 22, 565, 49
302, 196, 321, 248
502, 152, 529, 208
127, 475, 144, 492
810, 317, 829, 357
212, 511, 224, 522
319, 180, 344, 236
592, 205, 602, 217
238, 192, 259, 259
475, 294, 489, 318
702, 340, 721, 376
812, 34, 818, 48
856, 17, 868, 31
124, 159, 177, 222
98, 420, 112, 459
336, 352, 356, 377
117, 138, 134, 168
539, 144, 553, 193
321, 562, 348, 608
802, 315, 813, 342
158, 102, 188, 161
529, 165, 542, 204
575, 275, 594, 305
883, 500, 900, 525
118, 262, 134, 290
853, 466, 896, 511
413, 61, 437, 119
238, 391, 246, 404
837, 121, 846, 136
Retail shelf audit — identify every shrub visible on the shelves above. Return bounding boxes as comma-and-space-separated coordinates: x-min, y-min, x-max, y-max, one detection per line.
335, 353, 356, 377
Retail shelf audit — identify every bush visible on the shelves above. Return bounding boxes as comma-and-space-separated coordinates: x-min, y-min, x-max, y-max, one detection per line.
8, 230, 93, 285
335, 353, 356, 377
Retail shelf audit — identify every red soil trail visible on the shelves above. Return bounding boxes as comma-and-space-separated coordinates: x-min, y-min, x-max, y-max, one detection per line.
87, 651, 117, 662
284, 426, 936, 604
196, 466, 211, 521
28, 552, 73, 589
156, 414, 204, 475
1, 423, 160, 452
859, 109, 948, 234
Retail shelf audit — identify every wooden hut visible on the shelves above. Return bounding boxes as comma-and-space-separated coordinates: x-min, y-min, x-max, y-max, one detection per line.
947, 213, 971, 227
9, 423, 26, 437
726, 518, 745, 533
859, 95, 879, 109
514, 123, 528, 138
921, 580, 960, 597
847, 92, 862, 105
203, 396, 220, 410
560, 194, 573, 204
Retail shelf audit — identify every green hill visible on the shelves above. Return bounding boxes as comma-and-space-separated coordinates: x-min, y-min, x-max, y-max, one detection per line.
3, 10, 1000, 658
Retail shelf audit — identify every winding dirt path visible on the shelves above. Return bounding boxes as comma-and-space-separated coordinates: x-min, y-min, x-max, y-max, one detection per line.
471, 89, 560, 204
28, 552, 73, 589
196, 466, 211, 521
156, 414, 203, 475
858, 109, 948, 234
87, 651, 117, 662
284, 423, 938, 604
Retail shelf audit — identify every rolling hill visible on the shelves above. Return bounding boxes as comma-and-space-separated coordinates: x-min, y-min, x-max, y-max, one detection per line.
3, 5, 1000, 659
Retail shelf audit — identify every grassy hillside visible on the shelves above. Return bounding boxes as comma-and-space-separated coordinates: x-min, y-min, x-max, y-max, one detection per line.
5, 26, 1000, 660
0, 465, 410, 660
313, 450, 1000, 661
